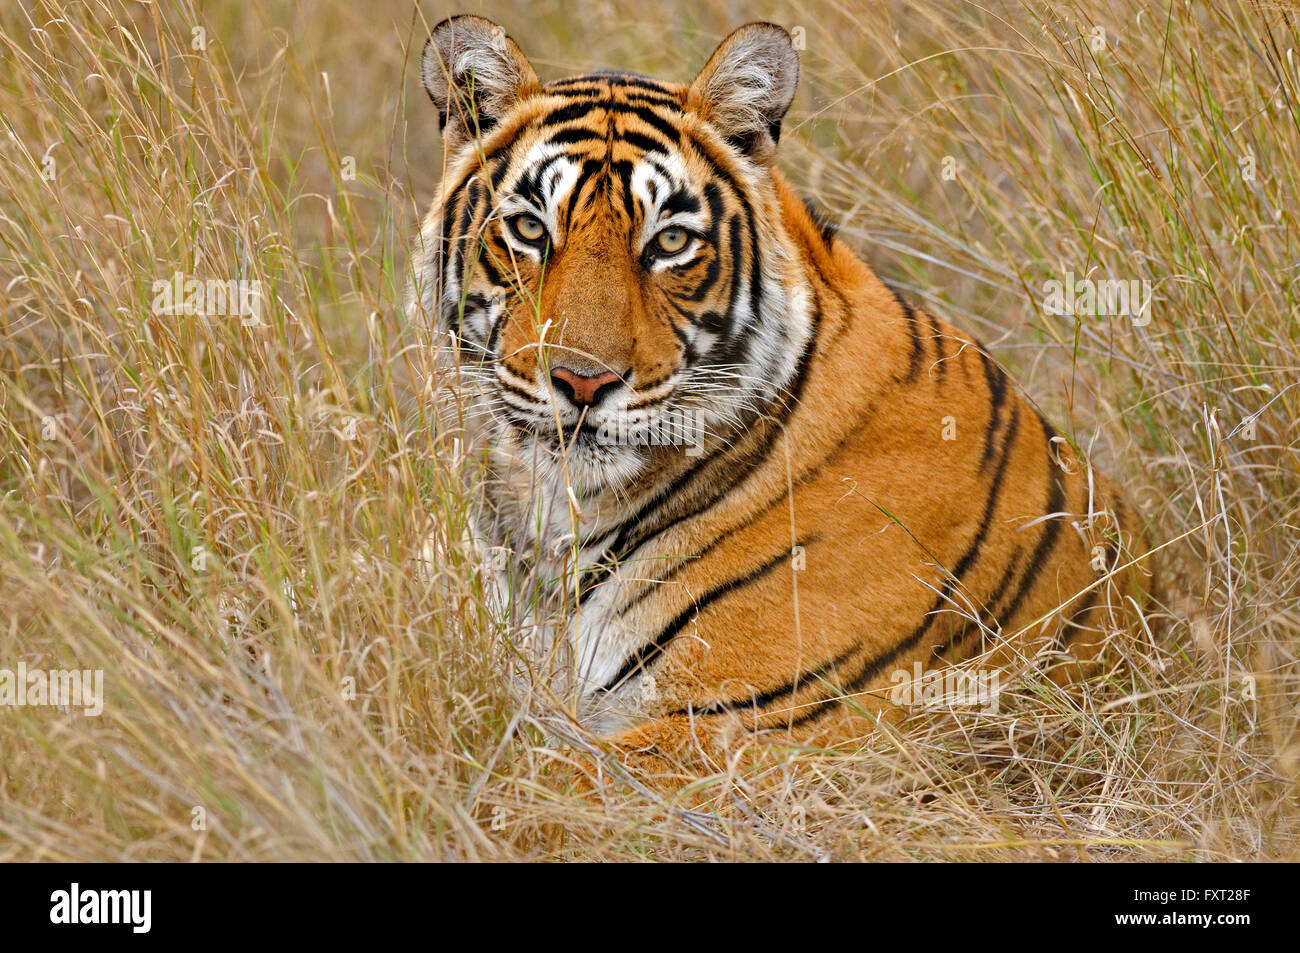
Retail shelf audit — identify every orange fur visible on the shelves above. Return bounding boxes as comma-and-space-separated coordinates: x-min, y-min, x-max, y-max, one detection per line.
411, 16, 1152, 785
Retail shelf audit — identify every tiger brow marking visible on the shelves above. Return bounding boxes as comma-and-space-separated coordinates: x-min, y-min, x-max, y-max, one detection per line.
548, 72, 679, 94
550, 84, 683, 109
537, 98, 684, 149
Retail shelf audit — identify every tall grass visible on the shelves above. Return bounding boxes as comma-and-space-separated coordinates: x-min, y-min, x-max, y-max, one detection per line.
0, 0, 1295, 860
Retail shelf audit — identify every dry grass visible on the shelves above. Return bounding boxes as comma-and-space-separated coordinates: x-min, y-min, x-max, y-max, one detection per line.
0, 0, 1296, 861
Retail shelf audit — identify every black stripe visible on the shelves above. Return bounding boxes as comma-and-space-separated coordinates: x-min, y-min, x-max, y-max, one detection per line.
931, 548, 1021, 661
605, 158, 637, 223
474, 238, 507, 289
516, 151, 572, 207
562, 157, 605, 231
710, 212, 763, 369
994, 413, 1069, 626
538, 99, 608, 127
484, 298, 509, 360
711, 213, 743, 345
547, 72, 679, 95
980, 350, 1008, 467
605, 74, 680, 95
444, 180, 487, 341
888, 287, 923, 381
622, 104, 685, 149
580, 285, 823, 594
488, 153, 513, 190
544, 126, 603, 148
615, 383, 880, 619
546, 75, 608, 88
616, 129, 670, 156
800, 195, 839, 245
597, 545, 796, 693
659, 186, 702, 217
682, 637, 862, 718
496, 376, 539, 405
925, 311, 946, 377
682, 182, 725, 303
536, 99, 683, 149
547, 84, 683, 108
679, 127, 754, 225
621, 91, 685, 108
791, 396, 1023, 725
747, 214, 763, 334
438, 170, 477, 283
657, 300, 695, 350
949, 402, 1020, 583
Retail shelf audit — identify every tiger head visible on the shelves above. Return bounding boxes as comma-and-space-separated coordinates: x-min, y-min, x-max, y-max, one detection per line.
412, 15, 815, 491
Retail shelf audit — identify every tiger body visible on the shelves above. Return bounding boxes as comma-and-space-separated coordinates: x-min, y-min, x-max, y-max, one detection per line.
412, 17, 1147, 774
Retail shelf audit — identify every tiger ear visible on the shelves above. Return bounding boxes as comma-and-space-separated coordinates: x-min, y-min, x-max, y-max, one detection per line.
421, 15, 541, 154
687, 23, 799, 164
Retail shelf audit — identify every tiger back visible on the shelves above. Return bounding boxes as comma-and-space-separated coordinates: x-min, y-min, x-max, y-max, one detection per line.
410, 16, 1152, 778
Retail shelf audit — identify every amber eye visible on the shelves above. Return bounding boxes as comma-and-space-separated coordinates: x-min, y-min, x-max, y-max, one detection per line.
509, 214, 546, 243
654, 227, 690, 255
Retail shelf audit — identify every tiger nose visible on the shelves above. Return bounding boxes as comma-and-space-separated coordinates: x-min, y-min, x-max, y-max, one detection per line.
550, 367, 622, 408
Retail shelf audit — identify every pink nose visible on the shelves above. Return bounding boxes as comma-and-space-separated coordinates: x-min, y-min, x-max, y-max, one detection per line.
550, 367, 621, 407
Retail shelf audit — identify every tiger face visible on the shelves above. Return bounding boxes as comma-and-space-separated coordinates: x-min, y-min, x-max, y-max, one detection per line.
412, 16, 812, 491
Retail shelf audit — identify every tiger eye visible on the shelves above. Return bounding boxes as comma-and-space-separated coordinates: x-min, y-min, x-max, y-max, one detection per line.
656, 227, 689, 254
511, 214, 546, 242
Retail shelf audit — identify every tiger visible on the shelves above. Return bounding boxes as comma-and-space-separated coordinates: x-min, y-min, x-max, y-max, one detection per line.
409, 15, 1152, 782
